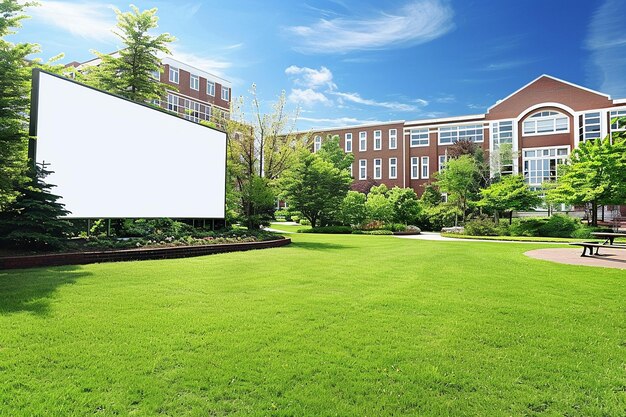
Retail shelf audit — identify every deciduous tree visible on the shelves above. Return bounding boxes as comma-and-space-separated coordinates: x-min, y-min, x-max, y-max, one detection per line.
436, 155, 480, 225
478, 175, 541, 223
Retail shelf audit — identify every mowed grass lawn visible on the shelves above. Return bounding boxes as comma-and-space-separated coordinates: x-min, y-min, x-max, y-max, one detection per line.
1, 234, 625, 416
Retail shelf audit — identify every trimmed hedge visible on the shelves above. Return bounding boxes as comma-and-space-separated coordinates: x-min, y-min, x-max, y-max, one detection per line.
299, 226, 353, 234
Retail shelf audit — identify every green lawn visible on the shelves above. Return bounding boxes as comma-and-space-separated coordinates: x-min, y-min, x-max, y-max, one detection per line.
1, 234, 625, 416
267, 222, 311, 233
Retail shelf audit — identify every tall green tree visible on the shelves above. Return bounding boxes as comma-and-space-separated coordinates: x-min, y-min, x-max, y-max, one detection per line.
0, 0, 38, 209
478, 175, 541, 224
316, 134, 354, 171
388, 187, 421, 225
546, 136, 626, 226
0, 164, 72, 250
340, 191, 367, 227
436, 155, 480, 225
282, 151, 352, 227
85, 5, 174, 102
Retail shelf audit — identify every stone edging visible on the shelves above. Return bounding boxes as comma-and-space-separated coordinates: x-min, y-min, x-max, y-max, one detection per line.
0, 237, 291, 270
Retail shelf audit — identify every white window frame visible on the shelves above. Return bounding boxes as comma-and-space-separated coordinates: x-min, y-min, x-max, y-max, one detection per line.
221, 86, 230, 101
169, 67, 179, 84
410, 128, 429, 147
359, 159, 367, 180
345, 133, 352, 152
151, 69, 161, 81
610, 109, 626, 132
491, 120, 514, 149
184, 99, 201, 122
373, 158, 382, 179
374, 130, 382, 150
190, 74, 199, 91
421, 156, 429, 179
207, 80, 215, 96
167, 93, 179, 112
522, 111, 569, 136
438, 124, 484, 145
313, 135, 322, 153
410, 157, 419, 179
359, 131, 367, 152
389, 129, 397, 149
522, 146, 570, 187
349, 164, 353, 178
389, 157, 397, 179
438, 155, 448, 172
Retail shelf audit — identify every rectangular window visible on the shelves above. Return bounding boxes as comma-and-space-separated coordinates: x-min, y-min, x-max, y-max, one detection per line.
207, 80, 215, 96
167, 94, 179, 112
389, 158, 397, 179
410, 128, 429, 147
314, 135, 322, 153
359, 131, 367, 151
345, 133, 352, 152
491, 120, 513, 149
374, 158, 382, 179
438, 155, 448, 172
411, 157, 419, 179
522, 146, 570, 187
184, 99, 200, 122
610, 109, 626, 132
169, 67, 179, 84
151, 69, 160, 81
581, 112, 601, 141
421, 156, 429, 179
438, 124, 484, 145
389, 129, 397, 149
221, 86, 230, 101
374, 130, 382, 150
349, 164, 353, 178
359, 159, 367, 180
523, 111, 569, 135
202, 103, 212, 121
190, 74, 199, 91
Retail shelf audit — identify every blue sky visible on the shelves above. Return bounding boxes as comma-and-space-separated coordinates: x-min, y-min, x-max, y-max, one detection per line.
10, 0, 626, 130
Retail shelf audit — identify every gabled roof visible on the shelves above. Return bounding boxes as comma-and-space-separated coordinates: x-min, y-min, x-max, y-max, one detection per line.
487, 74, 612, 113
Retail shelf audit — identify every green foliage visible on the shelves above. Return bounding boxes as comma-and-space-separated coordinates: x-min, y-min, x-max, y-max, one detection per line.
546, 136, 626, 226
352, 229, 394, 235
0, 0, 39, 208
368, 184, 389, 196
240, 176, 276, 229
500, 215, 584, 238
387, 186, 421, 225
365, 193, 393, 223
316, 134, 354, 171
299, 218, 311, 226
299, 226, 352, 234
464, 219, 500, 236
340, 191, 367, 226
435, 155, 480, 225
0, 165, 72, 250
84, 5, 175, 102
282, 151, 352, 227
479, 175, 541, 221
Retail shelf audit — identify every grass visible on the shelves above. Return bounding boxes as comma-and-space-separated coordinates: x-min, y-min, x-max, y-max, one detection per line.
1, 233, 625, 416
267, 222, 311, 233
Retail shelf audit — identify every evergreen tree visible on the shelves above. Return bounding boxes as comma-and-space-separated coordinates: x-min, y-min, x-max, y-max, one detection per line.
0, 164, 72, 250
85, 5, 175, 102
0, 0, 38, 209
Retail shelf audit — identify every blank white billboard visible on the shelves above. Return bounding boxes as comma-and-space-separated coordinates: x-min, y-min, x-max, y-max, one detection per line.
31, 70, 227, 218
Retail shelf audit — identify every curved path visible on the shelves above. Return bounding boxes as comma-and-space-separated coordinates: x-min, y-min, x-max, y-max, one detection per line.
525, 247, 626, 270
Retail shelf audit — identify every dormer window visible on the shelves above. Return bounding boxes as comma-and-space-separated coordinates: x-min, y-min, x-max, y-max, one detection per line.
523, 111, 568, 135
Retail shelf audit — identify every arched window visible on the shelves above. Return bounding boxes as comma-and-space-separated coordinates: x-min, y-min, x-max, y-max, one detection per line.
313, 135, 322, 152
523, 111, 569, 135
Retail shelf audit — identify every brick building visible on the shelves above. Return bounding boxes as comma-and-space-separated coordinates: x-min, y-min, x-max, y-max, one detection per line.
303, 75, 626, 216
71, 52, 232, 126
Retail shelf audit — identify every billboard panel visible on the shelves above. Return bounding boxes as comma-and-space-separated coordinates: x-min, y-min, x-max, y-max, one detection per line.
30, 70, 227, 218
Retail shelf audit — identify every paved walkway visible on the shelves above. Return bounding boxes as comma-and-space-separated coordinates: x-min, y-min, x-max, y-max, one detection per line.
525, 247, 626, 270
394, 232, 566, 245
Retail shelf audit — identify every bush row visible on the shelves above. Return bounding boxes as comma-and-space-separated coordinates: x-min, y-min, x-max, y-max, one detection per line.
463, 215, 612, 238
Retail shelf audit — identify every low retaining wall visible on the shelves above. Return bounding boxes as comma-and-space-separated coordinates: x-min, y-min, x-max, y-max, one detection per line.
0, 237, 291, 270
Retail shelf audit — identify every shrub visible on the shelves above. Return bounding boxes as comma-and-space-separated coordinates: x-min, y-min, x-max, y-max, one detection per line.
299, 219, 311, 226
354, 230, 393, 235
537, 214, 581, 238
300, 226, 352, 234
291, 215, 300, 223
362, 220, 385, 231
384, 223, 408, 232
464, 219, 499, 236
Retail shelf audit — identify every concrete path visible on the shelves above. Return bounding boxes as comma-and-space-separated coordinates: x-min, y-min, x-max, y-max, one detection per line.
525, 247, 626, 270
394, 232, 567, 245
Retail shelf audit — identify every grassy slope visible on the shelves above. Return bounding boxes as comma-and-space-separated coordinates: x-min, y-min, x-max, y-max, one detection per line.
0, 234, 625, 416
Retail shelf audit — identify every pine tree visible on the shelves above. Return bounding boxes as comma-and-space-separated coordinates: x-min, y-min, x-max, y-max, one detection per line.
85, 5, 175, 103
0, 164, 72, 250
0, 0, 39, 209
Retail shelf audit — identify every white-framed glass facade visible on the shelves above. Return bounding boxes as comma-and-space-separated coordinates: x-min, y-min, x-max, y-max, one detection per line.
522, 111, 568, 135
374, 130, 382, 150
374, 158, 382, 179
421, 156, 429, 179
389, 157, 397, 179
359, 159, 367, 180
439, 124, 484, 144
345, 133, 352, 152
410, 157, 419, 179
314, 135, 322, 152
580, 112, 601, 141
523, 146, 569, 187
359, 131, 367, 151
190, 74, 199, 91
207, 81, 215, 96
410, 128, 429, 147
389, 129, 397, 149
169, 67, 179, 84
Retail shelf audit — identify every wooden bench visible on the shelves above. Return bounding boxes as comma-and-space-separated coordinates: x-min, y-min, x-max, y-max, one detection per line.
569, 242, 626, 257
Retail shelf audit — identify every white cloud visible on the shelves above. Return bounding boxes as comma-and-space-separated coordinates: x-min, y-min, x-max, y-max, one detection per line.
299, 116, 385, 126
585, 0, 626, 97
483, 60, 533, 71
29, 1, 117, 43
288, 88, 330, 106
434, 94, 455, 104
286, 0, 454, 53
169, 46, 233, 78
332, 91, 421, 112
285, 65, 336, 89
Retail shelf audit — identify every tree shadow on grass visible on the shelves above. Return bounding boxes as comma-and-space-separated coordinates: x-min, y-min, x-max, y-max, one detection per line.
0, 266, 91, 316
289, 241, 354, 251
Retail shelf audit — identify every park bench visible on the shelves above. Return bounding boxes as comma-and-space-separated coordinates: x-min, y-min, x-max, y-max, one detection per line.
569, 241, 626, 257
